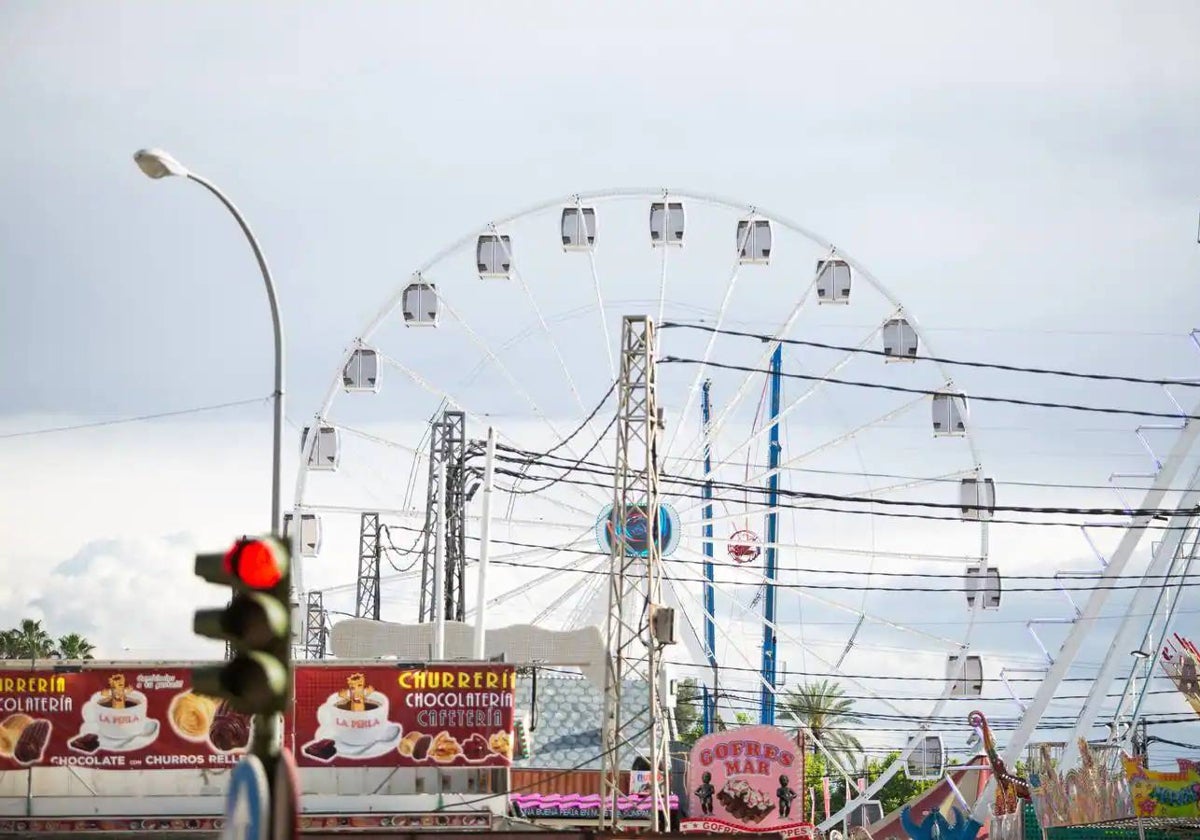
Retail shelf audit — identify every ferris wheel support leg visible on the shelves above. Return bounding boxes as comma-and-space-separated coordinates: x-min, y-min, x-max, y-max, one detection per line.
1062, 460, 1200, 769
970, 396, 1200, 823
759, 343, 783, 725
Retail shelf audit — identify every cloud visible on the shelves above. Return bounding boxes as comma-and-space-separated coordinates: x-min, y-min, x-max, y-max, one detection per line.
4, 534, 226, 661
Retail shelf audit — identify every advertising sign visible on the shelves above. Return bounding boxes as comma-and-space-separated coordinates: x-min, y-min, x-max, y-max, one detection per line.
680, 725, 816, 840
1122, 754, 1200, 819
0, 668, 250, 771
292, 664, 515, 768
0, 663, 516, 772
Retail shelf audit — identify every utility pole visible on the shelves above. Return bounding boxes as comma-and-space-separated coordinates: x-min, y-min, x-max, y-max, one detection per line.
599, 316, 674, 832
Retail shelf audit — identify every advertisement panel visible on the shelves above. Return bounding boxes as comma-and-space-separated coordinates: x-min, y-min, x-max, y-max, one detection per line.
1122, 754, 1200, 819
292, 664, 515, 768
0, 668, 249, 771
680, 725, 816, 840
0, 663, 516, 772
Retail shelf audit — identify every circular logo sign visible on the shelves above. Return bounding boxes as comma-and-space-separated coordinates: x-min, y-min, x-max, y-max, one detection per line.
595, 502, 680, 558
727, 529, 761, 564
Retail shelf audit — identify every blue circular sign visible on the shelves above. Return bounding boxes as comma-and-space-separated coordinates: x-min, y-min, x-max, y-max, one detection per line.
595, 502, 680, 558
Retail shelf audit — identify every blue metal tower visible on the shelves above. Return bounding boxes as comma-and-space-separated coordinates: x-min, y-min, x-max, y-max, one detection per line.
700, 379, 718, 734
760, 344, 783, 724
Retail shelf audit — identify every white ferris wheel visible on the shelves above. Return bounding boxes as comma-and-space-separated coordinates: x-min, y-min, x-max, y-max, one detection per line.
287, 189, 1013, 810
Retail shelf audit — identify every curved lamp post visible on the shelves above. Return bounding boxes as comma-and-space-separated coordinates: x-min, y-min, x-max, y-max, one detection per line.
133, 148, 285, 537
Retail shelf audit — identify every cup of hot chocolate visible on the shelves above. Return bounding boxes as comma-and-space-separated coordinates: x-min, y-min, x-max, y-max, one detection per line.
317, 691, 395, 749
86, 690, 153, 743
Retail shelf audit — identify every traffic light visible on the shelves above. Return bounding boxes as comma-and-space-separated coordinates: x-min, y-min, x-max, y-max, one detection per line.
193, 536, 292, 714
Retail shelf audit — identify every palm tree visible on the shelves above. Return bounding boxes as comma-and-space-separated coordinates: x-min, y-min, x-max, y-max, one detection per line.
56, 633, 96, 660
0, 630, 18, 659
8, 619, 56, 660
782, 679, 864, 769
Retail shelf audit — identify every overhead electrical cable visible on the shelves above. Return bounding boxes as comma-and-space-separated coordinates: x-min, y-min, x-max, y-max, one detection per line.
660, 321, 1200, 388
659, 356, 1200, 421
0, 395, 271, 440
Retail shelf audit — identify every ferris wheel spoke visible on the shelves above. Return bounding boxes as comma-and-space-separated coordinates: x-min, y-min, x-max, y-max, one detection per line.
575, 198, 618, 382
427, 289, 615, 506
662, 256, 832, 474
674, 542, 964, 650
534, 557, 607, 626
660, 216, 764, 459
374, 348, 608, 513
655, 241, 669, 351
841, 469, 977, 502
663, 563, 917, 724
493, 229, 616, 467
668, 319, 887, 484
667, 393, 916, 525
669, 532, 977, 566
467, 532, 599, 614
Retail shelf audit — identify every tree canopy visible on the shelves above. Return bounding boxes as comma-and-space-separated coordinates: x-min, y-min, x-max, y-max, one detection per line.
0, 619, 96, 660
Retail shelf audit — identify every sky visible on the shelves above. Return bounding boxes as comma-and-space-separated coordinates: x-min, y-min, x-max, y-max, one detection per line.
2, 0, 1200, 769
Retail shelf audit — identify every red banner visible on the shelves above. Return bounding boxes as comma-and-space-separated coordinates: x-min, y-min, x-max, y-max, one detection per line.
0, 668, 249, 771
0, 663, 516, 772
291, 664, 515, 768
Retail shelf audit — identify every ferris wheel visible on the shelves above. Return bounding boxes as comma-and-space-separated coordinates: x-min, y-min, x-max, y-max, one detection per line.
288, 189, 1004, 807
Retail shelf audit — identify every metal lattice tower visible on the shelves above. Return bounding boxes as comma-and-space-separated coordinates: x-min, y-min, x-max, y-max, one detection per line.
599, 315, 671, 831
356, 512, 382, 620
419, 410, 468, 623
303, 590, 327, 659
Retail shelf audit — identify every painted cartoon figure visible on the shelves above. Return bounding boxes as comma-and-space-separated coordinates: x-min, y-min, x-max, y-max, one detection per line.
337, 673, 374, 712
695, 770, 715, 815
777, 774, 797, 818
101, 674, 130, 709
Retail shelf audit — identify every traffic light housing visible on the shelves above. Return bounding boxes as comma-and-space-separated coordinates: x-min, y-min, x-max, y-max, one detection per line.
193, 536, 292, 714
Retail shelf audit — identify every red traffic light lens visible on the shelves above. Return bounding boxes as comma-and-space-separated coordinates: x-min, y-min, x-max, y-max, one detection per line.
223, 540, 284, 589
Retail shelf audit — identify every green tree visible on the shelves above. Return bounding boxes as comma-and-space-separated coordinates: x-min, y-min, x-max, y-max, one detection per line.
0, 620, 95, 660
0, 630, 18, 659
674, 678, 705, 746
8, 619, 55, 659
864, 751, 940, 815
782, 679, 864, 768
56, 633, 95, 660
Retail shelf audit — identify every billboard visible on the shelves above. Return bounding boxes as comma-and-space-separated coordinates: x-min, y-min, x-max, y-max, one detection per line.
0, 663, 516, 772
293, 664, 515, 768
1122, 754, 1200, 820
680, 725, 816, 839
0, 668, 249, 771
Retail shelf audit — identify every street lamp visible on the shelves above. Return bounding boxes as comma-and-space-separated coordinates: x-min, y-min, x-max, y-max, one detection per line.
132, 148, 285, 537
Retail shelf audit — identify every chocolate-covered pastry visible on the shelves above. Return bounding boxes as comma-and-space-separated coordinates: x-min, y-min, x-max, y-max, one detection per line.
461, 733, 489, 761
69, 733, 100, 754
303, 739, 337, 760
411, 733, 433, 761
208, 701, 251, 752
14, 720, 50, 764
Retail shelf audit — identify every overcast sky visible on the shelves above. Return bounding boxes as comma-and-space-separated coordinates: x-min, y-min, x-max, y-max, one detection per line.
2, 1, 1200, 766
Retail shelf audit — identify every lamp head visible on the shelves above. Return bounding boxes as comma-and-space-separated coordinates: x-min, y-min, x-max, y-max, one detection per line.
133, 148, 189, 179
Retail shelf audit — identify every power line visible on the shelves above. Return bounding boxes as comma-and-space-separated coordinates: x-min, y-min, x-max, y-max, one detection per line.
659, 356, 1200, 421
376, 520, 1200, 595
661, 322, 1200, 389
486, 461, 1200, 530
496, 446, 1200, 519
0, 396, 271, 440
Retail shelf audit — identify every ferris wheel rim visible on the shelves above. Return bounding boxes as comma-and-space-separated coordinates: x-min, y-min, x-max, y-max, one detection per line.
293, 187, 987, 532
288, 188, 997, 789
